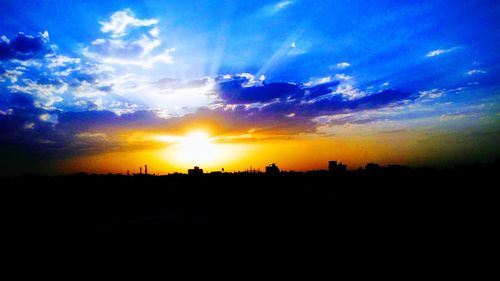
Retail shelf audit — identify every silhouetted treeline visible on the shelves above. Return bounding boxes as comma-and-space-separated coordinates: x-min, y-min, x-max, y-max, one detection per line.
1, 161, 498, 230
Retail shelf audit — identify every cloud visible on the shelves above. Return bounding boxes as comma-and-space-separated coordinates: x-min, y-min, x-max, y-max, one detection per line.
425, 48, 453, 57
466, 69, 486, 75
274, 1, 293, 12
336, 62, 350, 69
419, 89, 444, 100
2, 69, 23, 83
333, 84, 366, 100
304, 80, 340, 99
439, 113, 467, 122
0, 31, 52, 61
213, 74, 415, 134
217, 74, 302, 104
334, 73, 352, 81
85, 10, 174, 68
94, 48, 175, 68
8, 79, 67, 109
99, 10, 158, 38
47, 55, 81, 68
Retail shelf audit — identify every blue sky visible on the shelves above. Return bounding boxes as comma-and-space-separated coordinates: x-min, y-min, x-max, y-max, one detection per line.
1, 0, 499, 174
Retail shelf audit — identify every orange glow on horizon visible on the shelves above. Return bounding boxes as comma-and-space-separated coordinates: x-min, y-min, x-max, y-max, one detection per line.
52, 122, 497, 175
55, 128, 419, 175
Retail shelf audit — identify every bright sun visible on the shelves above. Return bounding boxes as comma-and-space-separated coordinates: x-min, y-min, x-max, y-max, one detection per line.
157, 129, 248, 170
172, 130, 217, 166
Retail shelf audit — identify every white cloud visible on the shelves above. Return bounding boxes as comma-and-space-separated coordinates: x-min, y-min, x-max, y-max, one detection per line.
419, 89, 444, 100
54, 66, 82, 77
86, 10, 172, 69
336, 62, 350, 69
290, 42, 296, 48
149, 27, 160, 38
334, 73, 352, 81
304, 76, 332, 87
334, 84, 366, 100
82, 63, 115, 75
135, 35, 161, 56
47, 55, 81, 68
467, 69, 486, 75
100, 48, 175, 68
9, 79, 67, 109
73, 81, 107, 99
100, 9, 158, 38
39, 113, 59, 124
2, 69, 23, 83
274, 1, 293, 11
12, 59, 42, 68
425, 48, 453, 57
40, 31, 49, 41
1, 35, 10, 44
92, 38, 106, 45
220, 73, 265, 87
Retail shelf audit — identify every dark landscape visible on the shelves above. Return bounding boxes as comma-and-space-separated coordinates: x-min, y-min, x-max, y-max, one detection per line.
2, 161, 497, 230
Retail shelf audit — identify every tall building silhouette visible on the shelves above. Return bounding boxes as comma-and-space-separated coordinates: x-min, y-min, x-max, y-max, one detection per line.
329, 161, 347, 173
266, 163, 280, 174
188, 166, 203, 176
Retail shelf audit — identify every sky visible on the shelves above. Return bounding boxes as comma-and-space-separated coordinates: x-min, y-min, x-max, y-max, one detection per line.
1, 0, 499, 175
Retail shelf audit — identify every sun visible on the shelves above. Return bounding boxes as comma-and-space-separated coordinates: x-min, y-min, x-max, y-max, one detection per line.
156, 129, 249, 171
173, 130, 217, 166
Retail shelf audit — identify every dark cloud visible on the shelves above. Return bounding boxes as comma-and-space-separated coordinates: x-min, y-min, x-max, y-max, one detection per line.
218, 79, 302, 104
348, 89, 413, 110
216, 76, 412, 116
0, 32, 52, 61
304, 81, 340, 100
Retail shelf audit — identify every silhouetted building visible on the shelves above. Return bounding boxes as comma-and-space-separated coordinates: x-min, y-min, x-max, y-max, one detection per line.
188, 166, 203, 176
365, 163, 381, 173
329, 161, 347, 173
266, 163, 280, 174
145, 165, 148, 175
388, 165, 411, 174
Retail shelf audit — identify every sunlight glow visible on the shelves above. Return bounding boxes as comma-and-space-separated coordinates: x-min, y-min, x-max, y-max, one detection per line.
178, 130, 214, 164
157, 130, 245, 169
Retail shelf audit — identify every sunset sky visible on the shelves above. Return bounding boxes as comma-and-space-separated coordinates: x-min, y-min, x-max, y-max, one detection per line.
1, 0, 499, 175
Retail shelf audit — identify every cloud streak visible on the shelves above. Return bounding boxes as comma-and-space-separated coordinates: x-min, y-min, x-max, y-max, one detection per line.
100, 10, 158, 38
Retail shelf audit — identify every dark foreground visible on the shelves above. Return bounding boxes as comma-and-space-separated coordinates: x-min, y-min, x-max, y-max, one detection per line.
1, 164, 498, 230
